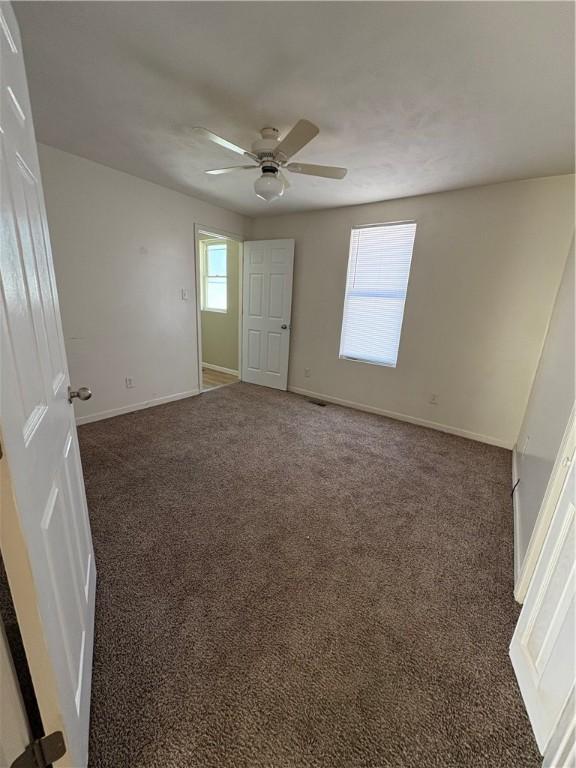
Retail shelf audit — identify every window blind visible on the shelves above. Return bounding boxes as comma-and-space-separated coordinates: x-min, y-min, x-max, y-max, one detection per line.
339, 221, 417, 367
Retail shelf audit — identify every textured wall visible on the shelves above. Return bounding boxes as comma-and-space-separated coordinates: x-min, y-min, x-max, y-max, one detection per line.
253, 175, 575, 447
39, 144, 249, 422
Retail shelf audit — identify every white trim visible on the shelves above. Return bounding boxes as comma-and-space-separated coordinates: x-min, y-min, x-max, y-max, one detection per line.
514, 402, 576, 603
353, 219, 416, 230
238, 241, 244, 382
194, 226, 203, 394
509, 454, 575, 753
512, 446, 523, 588
75, 389, 199, 425
201, 362, 239, 376
288, 386, 512, 448
196, 225, 244, 242
194, 223, 244, 394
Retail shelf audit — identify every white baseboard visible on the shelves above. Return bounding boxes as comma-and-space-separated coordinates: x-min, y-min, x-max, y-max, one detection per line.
288, 385, 512, 449
75, 389, 200, 425
201, 362, 239, 376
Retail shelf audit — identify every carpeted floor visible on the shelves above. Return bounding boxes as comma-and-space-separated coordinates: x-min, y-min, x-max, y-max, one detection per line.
79, 383, 540, 768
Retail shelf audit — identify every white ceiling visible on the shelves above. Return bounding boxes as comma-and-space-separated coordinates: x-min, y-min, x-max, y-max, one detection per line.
15, 1, 575, 217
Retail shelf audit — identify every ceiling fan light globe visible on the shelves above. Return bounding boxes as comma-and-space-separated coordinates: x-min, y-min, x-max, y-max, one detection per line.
254, 172, 285, 202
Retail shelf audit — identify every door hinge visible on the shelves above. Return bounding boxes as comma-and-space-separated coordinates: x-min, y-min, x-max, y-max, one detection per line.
11, 732, 66, 768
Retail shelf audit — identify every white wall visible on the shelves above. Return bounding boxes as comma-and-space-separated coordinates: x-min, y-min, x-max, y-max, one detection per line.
38, 144, 249, 423
40, 145, 573, 448
253, 175, 574, 448
514, 238, 574, 573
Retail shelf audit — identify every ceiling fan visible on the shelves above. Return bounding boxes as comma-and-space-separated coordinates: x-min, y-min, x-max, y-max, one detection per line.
191, 119, 347, 202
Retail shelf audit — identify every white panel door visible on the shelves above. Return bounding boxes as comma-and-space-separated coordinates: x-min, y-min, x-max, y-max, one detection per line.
242, 239, 294, 390
0, 4, 95, 766
510, 453, 575, 757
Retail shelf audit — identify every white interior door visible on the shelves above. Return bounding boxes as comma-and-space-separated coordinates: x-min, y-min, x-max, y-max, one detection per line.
0, 4, 96, 766
510, 452, 575, 759
242, 239, 294, 390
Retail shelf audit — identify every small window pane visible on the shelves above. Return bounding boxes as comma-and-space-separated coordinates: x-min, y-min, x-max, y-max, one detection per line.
206, 277, 227, 311
207, 245, 227, 276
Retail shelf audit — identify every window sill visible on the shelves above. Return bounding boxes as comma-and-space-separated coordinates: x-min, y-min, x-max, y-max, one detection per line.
339, 355, 397, 369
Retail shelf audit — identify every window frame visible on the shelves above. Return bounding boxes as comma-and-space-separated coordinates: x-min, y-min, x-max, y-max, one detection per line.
338, 220, 417, 369
201, 239, 228, 314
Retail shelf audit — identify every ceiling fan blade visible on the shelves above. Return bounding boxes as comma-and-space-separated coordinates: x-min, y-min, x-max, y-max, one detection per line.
205, 166, 258, 175
278, 170, 291, 189
276, 119, 319, 160
191, 127, 258, 161
286, 162, 347, 180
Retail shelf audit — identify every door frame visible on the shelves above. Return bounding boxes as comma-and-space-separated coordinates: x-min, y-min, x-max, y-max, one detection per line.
509, 448, 575, 755
515, 404, 576, 602
193, 224, 244, 393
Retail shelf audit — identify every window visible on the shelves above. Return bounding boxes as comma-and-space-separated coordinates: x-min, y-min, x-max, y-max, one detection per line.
339, 221, 417, 367
202, 241, 228, 312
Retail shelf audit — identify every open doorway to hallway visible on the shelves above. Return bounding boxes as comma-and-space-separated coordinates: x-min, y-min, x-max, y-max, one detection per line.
196, 228, 243, 392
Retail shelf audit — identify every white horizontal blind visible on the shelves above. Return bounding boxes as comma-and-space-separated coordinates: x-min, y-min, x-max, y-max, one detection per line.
339, 222, 417, 367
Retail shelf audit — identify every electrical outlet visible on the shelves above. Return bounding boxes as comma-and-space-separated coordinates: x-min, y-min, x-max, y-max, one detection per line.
429, 393, 439, 405
125, 377, 135, 389
304, 368, 311, 378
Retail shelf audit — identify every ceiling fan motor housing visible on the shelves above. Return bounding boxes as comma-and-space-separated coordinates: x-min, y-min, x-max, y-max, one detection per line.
261, 163, 279, 175
252, 127, 281, 158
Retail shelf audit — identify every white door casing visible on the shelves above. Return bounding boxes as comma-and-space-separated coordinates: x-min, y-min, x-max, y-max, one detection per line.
510, 453, 575, 758
0, 616, 30, 767
242, 239, 294, 391
194, 226, 244, 392
515, 404, 576, 603
0, 4, 96, 766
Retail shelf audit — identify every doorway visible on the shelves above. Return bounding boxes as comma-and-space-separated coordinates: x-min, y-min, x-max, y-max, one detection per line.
196, 228, 243, 392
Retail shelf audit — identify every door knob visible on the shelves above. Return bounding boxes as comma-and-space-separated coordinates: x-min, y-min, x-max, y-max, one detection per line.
68, 386, 92, 404
281, 324, 289, 330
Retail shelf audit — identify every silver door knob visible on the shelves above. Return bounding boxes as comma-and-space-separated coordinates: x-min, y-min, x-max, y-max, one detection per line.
68, 386, 92, 404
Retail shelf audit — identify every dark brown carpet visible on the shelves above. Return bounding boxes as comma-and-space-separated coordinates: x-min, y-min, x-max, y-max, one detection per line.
79, 383, 539, 768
